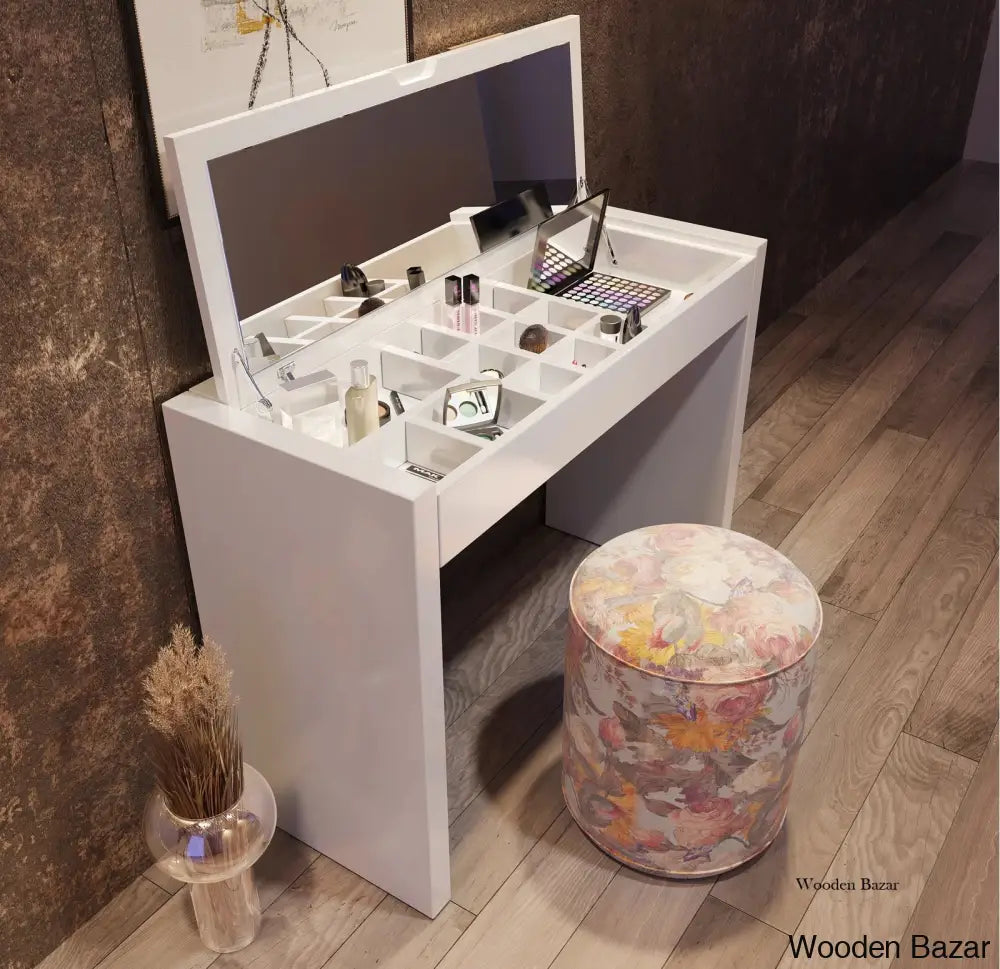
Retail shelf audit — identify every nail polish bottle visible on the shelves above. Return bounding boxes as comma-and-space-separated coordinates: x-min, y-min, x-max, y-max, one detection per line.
462, 274, 480, 335
345, 359, 379, 445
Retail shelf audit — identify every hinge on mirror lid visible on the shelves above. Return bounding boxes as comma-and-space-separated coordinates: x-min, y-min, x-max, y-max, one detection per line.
277, 362, 296, 384
232, 349, 273, 410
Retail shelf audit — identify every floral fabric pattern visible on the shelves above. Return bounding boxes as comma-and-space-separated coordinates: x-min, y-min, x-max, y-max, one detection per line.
562, 524, 820, 876
569, 523, 822, 684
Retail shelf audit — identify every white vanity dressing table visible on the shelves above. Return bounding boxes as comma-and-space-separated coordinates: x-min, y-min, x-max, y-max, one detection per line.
161, 16, 765, 918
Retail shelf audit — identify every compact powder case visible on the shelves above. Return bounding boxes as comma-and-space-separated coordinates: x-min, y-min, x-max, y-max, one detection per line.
442, 378, 501, 432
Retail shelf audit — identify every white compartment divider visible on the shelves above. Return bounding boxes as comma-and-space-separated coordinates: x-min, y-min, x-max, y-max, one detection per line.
483, 317, 571, 355
327, 345, 462, 402
323, 296, 363, 317
449, 342, 536, 380
415, 383, 545, 434
373, 417, 487, 477
487, 283, 540, 316
502, 359, 582, 397
544, 302, 601, 330
373, 322, 470, 360
540, 333, 618, 369
286, 316, 356, 342
260, 335, 312, 356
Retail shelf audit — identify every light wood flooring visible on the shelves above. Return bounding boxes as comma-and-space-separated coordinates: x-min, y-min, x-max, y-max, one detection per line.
38, 161, 998, 969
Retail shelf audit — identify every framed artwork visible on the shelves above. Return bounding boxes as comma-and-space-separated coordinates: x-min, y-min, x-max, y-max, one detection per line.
129, 0, 411, 217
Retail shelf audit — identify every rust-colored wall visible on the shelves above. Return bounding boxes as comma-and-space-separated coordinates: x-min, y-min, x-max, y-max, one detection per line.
0, 0, 992, 965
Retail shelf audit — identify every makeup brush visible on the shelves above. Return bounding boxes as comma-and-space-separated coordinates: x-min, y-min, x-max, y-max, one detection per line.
341, 264, 369, 298
518, 324, 549, 354
358, 297, 385, 317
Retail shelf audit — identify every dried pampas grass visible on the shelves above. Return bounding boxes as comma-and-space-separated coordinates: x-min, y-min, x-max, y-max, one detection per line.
144, 625, 243, 820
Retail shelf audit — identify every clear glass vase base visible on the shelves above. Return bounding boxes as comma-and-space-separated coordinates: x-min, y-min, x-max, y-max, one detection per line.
191, 869, 262, 953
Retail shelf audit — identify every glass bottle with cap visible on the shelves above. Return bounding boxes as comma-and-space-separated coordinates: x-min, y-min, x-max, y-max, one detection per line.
344, 359, 379, 444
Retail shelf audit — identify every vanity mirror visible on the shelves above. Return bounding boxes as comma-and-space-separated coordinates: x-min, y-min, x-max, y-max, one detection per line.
166, 21, 584, 404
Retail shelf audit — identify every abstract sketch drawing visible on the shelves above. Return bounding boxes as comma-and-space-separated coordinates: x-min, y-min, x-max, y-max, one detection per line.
131, 0, 406, 216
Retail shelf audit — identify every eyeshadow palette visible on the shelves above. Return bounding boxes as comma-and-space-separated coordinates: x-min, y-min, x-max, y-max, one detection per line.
529, 244, 589, 291
532, 245, 669, 312
527, 191, 671, 314
562, 272, 669, 312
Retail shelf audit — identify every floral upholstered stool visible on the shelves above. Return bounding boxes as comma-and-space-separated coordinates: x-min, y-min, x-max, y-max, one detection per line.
562, 523, 822, 877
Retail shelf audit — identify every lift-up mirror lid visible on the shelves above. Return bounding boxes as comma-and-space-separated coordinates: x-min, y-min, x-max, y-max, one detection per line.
165, 17, 585, 406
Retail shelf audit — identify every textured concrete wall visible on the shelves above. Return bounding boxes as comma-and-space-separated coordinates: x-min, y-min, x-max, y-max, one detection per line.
1, 0, 993, 965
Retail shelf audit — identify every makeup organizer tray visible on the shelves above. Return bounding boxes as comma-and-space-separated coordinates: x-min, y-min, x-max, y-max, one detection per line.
257, 273, 637, 483
238, 220, 483, 365
240, 277, 410, 362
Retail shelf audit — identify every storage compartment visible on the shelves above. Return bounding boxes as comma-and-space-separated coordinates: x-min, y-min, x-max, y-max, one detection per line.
488, 285, 539, 316
376, 419, 485, 478
323, 296, 363, 317
274, 399, 345, 446
425, 302, 509, 335
504, 359, 582, 396
542, 335, 616, 369
285, 316, 355, 342
484, 319, 567, 356
376, 322, 468, 360
245, 335, 310, 359
603, 232, 741, 290
329, 346, 461, 403
420, 384, 544, 435
495, 387, 546, 430
536, 300, 599, 330
448, 343, 534, 381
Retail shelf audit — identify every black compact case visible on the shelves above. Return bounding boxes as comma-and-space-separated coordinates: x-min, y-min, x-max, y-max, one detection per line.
471, 183, 554, 252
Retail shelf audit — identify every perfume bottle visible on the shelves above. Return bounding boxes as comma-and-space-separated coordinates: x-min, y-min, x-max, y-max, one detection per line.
345, 360, 379, 445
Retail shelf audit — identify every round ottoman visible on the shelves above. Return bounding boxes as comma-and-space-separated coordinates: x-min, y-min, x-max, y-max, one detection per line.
562, 523, 822, 877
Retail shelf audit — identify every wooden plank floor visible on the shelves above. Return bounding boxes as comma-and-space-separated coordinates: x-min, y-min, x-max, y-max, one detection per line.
38, 161, 998, 969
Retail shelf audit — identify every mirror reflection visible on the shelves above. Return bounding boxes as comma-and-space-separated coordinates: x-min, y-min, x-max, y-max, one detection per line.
208, 44, 577, 366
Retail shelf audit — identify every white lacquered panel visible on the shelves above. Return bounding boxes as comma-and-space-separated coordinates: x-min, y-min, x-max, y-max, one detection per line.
163, 393, 451, 917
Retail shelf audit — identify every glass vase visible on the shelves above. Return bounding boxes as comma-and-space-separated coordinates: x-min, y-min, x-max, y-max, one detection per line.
144, 763, 276, 953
